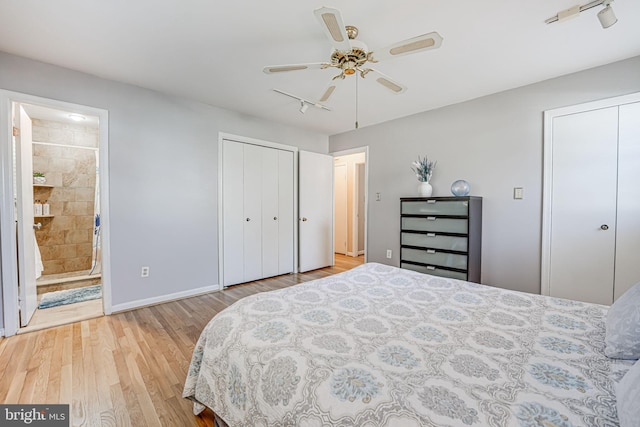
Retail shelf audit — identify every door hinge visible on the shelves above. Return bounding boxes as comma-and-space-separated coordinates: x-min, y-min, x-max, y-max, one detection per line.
12, 126, 19, 136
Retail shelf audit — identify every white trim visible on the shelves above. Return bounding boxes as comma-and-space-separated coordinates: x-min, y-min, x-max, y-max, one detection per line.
541, 91, 640, 296
217, 132, 299, 289
0, 90, 112, 336
0, 328, 4, 337
330, 146, 369, 263
111, 284, 220, 313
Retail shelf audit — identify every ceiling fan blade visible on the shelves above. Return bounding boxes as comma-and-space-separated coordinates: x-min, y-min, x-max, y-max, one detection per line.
313, 7, 352, 52
318, 77, 344, 103
371, 32, 443, 62
263, 63, 329, 74
366, 69, 407, 94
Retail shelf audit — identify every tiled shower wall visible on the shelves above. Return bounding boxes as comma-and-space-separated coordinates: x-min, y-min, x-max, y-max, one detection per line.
32, 118, 98, 276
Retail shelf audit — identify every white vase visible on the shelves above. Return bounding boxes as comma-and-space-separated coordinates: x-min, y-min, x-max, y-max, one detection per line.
418, 181, 433, 197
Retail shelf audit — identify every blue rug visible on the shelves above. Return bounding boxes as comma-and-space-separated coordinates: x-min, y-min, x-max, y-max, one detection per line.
38, 285, 102, 309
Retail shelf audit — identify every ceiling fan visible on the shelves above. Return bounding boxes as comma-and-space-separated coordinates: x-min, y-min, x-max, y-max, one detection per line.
263, 6, 443, 103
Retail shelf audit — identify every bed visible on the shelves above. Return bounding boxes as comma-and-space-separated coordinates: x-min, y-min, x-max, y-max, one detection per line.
183, 263, 634, 426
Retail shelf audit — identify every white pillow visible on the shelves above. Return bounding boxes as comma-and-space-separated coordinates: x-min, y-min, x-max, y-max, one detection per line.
617, 359, 640, 427
605, 282, 640, 359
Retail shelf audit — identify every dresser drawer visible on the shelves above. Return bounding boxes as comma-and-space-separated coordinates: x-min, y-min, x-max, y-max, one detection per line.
402, 248, 468, 270
401, 232, 468, 251
401, 262, 467, 280
402, 217, 468, 233
401, 200, 469, 216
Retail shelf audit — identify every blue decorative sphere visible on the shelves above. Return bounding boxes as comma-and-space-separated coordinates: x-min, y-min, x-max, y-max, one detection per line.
451, 180, 470, 196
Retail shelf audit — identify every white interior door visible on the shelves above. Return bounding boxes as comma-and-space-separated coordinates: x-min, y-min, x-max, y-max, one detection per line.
16, 104, 38, 326
334, 163, 347, 255
614, 101, 640, 300
549, 107, 618, 304
299, 151, 333, 272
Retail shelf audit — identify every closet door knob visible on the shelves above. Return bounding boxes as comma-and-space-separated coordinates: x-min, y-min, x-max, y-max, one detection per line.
301, 217, 308, 222
600, 224, 609, 230
246, 218, 251, 222
273, 217, 278, 220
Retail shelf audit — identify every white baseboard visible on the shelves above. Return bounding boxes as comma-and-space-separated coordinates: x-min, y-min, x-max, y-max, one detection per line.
111, 284, 220, 313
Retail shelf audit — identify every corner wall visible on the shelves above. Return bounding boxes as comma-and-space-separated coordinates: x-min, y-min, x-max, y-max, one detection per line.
329, 55, 640, 294
0, 51, 329, 328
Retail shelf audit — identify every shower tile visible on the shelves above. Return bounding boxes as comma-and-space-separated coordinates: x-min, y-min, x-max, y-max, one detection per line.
64, 257, 91, 272
75, 187, 95, 202
63, 201, 90, 216
32, 155, 49, 173
43, 259, 64, 275
55, 244, 78, 259
76, 215, 94, 230
51, 158, 76, 174
77, 243, 93, 258
39, 230, 65, 246
50, 216, 75, 231
65, 229, 90, 244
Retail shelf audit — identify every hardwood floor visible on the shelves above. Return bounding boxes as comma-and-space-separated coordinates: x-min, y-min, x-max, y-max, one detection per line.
0, 254, 364, 427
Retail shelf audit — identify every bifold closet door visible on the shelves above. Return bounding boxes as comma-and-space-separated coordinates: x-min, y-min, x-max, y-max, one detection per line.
243, 144, 263, 282
262, 147, 280, 278
277, 150, 294, 275
222, 140, 244, 286
223, 140, 295, 286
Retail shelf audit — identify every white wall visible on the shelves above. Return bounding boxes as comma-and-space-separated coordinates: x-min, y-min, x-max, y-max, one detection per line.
0, 51, 328, 325
329, 55, 640, 295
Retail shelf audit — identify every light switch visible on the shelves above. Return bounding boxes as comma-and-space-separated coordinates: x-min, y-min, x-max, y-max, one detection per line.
514, 187, 524, 200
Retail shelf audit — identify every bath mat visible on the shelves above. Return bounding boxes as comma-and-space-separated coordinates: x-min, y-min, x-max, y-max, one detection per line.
38, 285, 102, 309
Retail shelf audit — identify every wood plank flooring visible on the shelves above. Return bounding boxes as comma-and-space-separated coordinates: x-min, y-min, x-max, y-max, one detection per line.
0, 255, 364, 427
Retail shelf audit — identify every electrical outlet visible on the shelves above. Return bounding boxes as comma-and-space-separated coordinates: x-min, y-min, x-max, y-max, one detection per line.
386, 249, 392, 259
141, 266, 150, 277
514, 187, 524, 199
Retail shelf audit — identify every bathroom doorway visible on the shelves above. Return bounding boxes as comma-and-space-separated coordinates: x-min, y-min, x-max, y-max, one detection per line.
332, 147, 368, 264
0, 91, 111, 336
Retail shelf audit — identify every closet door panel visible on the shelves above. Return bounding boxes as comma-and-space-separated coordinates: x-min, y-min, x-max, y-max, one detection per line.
615, 101, 640, 300
549, 107, 618, 304
278, 150, 294, 275
243, 144, 263, 282
222, 140, 245, 286
262, 147, 280, 278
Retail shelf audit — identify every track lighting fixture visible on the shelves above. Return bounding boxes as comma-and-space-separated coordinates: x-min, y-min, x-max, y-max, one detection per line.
272, 89, 331, 114
545, 0, 618, 29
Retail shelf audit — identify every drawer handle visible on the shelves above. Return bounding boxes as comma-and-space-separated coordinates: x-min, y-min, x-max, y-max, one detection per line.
426, 266, 436, 270
427, 249, 436, 254
427, 200, 437, 204
426, 233, 436, 237
427, 216, 436, 221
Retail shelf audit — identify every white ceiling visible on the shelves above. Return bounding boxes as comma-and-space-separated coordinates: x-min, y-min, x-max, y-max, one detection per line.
1, 0, 639, 135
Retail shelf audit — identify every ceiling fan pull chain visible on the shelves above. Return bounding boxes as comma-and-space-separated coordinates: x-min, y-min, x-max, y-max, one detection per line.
355, 75, 359, 129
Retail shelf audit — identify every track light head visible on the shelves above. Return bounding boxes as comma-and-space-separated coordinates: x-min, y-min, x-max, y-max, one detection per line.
545, 0, 618, 29
598, 2, 617, 28
299, 102, 309, 114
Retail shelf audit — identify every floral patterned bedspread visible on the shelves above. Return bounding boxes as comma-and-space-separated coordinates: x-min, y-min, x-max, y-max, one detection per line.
183, 263, 632, 426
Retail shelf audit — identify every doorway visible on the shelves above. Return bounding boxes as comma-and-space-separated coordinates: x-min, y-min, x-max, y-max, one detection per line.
332, 147, 368, 263
0, 91, 111, 336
